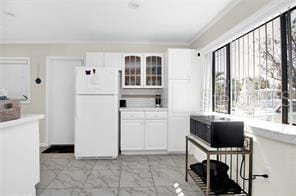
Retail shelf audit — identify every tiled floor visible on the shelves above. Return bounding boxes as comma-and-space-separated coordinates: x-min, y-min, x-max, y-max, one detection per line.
37, 152, 204, 196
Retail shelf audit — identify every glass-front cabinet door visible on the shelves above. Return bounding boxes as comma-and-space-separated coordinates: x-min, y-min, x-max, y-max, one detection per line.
122, 54, 143, 88
144, 54, 163, 88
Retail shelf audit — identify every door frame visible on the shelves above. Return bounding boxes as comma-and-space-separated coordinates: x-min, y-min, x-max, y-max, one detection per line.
45, 56, 84, 146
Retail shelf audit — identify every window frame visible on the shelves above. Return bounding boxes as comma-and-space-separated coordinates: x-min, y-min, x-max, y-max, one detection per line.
212, 6, 296, 125
212, 44, 231, 114
0, 57, 31, 104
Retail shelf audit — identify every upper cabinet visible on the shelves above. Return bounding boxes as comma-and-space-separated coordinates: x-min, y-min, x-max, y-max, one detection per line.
144, 54, 163, 88
122, 53, 163, 88
167, 49, 191, 80
85, 52, 104, 67
85, 52, 164, 88
104, 53, 122, 69
122, 54, 143, 88
85, 52, 122, 70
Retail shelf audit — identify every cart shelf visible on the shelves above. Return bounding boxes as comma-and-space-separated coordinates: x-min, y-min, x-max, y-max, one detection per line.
185, 135, 253, 196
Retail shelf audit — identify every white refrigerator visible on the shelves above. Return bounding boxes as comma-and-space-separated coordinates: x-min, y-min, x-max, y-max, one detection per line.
75, 67, 119, 158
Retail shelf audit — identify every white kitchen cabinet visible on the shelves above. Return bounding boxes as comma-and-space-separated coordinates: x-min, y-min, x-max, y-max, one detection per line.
169, 79, 190, 114
104, 53, 122, 70
167, 49, 191, 79
121, 120, 145, 150
121, 111, 145, 120
122, 53, 164, 88
144, 54, 163, 88
120, 110, 168, 152
145, 120, 167, 150
85, 52, 122, 69
85, 52, 104, 67
122, 53, 143, 88
168, 115, 189, 152
166, 48, 193, 152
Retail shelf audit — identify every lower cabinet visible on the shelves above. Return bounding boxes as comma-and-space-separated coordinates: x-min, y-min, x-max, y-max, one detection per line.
121, 111, 167, 151
145, 120, 167, 150
168, 115, 189, 152
121, 120, 145, 150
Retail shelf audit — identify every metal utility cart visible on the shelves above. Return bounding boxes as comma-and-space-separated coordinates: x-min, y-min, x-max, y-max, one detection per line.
185, 135, 253, 196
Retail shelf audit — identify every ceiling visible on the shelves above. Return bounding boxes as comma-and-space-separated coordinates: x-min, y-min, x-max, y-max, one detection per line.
0, 0, 235, 45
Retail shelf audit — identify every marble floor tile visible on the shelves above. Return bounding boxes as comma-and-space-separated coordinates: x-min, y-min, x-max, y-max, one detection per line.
36, 170, 60, 189
93, 159, 122, 170
84, 170, 120, 189
40, 154, 51, 162
148, 155, 177, 169
156, 185, 203, 196
118, 187, 157, 196
120, 167, 154, 188
38, 153, 204, 196
40, 153, 74, 161
122, 155, 149, 169
151, 167, 189, 186
40, 157, 72, 170
189, 182, 203, 193
36, 189, 44, 196
65, 159, 96, 172
170, 154, 197, 168
180, 170, 204, 190
122, 155, 148, 162
79, 188, 118, 196
38, 189, 80, 196
47, 170, 89, 189
147, 155, 173, 162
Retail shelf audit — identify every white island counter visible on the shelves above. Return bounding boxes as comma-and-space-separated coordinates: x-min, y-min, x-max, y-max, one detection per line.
0, 114, 44, 196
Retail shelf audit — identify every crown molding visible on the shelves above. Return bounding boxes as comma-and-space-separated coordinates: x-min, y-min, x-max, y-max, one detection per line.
198, 0, 296, 53
0, 39, 190, 47
189, 0, 242, 45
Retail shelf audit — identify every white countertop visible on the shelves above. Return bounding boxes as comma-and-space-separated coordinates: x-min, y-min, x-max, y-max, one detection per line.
119, 107, 168, 112
191, 112, 296, 144
0, 114, 44, 129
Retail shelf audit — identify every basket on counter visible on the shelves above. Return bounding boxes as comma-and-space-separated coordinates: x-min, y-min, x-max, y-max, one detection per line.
0, 100, 21, 122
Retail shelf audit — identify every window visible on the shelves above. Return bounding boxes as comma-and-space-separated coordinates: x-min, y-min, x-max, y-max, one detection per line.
231, 17, 282, 123
288, 8, 296, 125
212, 6, 296, 125
213, 45, 230, 114
0, 58, 30, 102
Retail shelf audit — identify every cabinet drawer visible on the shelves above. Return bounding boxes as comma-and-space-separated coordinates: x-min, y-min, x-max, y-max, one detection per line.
145, 111, 167, 119
121, 111, 145, 119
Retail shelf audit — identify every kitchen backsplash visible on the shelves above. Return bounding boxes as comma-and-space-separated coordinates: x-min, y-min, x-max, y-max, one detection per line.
121, 97, 155, 108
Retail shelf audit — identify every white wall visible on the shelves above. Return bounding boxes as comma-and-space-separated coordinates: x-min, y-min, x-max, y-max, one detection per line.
189, 51, 202, 113
0, 43, 185, 144
250, 133, 296, 196
190, 0, 273, 49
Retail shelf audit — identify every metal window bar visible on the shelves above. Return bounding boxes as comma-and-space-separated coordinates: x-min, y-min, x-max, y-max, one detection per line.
213, 46, 230, 114
280, 14, 289, 124
211, 6, 296, 125
287, 10, 294, 125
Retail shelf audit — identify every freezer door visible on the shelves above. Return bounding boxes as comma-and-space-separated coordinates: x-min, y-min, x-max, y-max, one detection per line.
76, 67, 118, 95
75, 95, 118, 158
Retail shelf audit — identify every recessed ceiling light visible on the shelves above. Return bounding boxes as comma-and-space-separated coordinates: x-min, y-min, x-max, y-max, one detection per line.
128, 0, 140, 9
